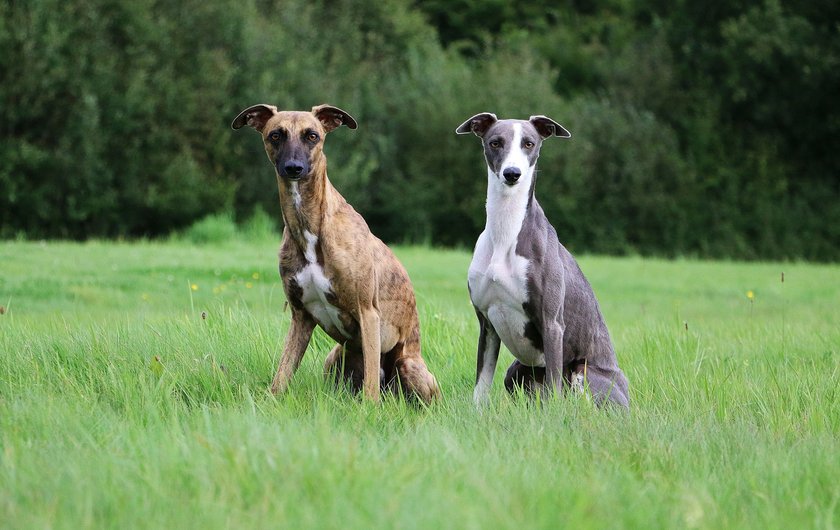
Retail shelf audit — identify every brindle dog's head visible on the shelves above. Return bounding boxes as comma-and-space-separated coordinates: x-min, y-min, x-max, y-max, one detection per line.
232, 104, 357, 181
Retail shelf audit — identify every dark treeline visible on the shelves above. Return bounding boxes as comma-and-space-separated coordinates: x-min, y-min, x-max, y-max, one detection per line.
1, 0, 838, 260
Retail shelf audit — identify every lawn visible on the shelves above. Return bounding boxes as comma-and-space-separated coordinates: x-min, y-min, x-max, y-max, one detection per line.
0, 239, 838, 529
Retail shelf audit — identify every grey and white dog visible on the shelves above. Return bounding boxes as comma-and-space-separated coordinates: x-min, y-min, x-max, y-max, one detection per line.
456, 112, 629, 408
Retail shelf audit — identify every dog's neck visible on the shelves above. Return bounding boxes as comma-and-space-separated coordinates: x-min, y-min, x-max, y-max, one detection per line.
484, 165, 536, 252
276, 155, 335, 249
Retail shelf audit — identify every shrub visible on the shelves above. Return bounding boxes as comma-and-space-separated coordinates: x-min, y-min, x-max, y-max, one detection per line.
182, 213, 238, 245
1, 0, 837, 260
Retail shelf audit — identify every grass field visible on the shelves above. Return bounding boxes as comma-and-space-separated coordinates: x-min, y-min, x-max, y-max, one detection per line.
1, 239, 838, 529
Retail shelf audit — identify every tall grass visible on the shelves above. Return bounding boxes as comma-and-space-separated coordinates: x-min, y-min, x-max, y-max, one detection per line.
0, 240, 838, 529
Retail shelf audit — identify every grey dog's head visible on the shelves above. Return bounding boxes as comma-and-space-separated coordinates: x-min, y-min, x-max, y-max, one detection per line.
456, 113, 570, 186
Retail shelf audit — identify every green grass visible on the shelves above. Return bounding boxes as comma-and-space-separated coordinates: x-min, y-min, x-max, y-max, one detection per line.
1, 240, 838, 529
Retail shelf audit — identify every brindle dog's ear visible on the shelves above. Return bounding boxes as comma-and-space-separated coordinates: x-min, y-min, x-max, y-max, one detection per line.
529, 115, 571, 139
231, 104, 278, 132
312, 104, 358, 132
455, 112, 498, 137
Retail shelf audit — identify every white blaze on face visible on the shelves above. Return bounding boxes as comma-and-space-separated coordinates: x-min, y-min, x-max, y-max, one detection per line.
499, 123, 531, 181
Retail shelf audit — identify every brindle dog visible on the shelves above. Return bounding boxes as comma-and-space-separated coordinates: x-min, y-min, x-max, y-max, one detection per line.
233, 104, 440, 403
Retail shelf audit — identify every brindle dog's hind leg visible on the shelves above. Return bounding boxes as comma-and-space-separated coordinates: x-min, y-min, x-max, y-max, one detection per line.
323, 344, 366, 393
323, 344, 344, 385
392, 331, 440, 404
503, 360, 546, 396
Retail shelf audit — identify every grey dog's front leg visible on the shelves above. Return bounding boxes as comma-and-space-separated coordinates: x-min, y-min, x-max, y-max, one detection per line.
542, 323, 566, 396
473, 310, 501, 406
540, 268, 567, 397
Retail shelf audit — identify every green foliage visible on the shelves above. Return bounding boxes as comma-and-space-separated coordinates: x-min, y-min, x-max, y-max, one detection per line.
543, 97, 691, 256
415, 0, 840, 259
635, 0, 840, 259
180, 208, 278, 244
1, 240, 839, 527
181, 213, 239, 244
0, 0, 240, 238
0, 0, 837, 258
240, 205, 280, 242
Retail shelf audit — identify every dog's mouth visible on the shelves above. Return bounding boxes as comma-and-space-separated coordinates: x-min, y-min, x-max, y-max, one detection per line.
277, 170, 310, 182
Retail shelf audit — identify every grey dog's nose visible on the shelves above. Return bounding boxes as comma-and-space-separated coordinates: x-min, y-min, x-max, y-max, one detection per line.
502, 167, 521, 184
284, 161, 304, 177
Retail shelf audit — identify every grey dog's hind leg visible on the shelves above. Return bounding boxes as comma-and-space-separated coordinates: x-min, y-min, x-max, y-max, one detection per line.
503, 360, 546, 395
584, 366, 630, 408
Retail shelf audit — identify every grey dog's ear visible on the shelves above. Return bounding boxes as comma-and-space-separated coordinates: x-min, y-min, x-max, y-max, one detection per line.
231, 104, 278, 131
455, 112, 498, 137
528, 115, 571, 139
312, 104, 358, 132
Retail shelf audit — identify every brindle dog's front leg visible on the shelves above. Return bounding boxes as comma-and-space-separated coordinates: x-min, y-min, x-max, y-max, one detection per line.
270, 310, 316, 394
358, 306, 382, 402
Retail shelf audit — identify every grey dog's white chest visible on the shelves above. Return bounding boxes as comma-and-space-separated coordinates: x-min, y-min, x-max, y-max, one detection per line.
468, 232, 545, 367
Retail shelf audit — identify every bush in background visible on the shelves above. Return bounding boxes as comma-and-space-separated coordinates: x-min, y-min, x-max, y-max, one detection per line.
179, 207, 278, 245
1, 0, 837, 260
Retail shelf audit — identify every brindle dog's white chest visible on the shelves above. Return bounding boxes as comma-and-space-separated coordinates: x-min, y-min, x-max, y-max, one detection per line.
468, 233, 545, 367
294, 231, 350, 339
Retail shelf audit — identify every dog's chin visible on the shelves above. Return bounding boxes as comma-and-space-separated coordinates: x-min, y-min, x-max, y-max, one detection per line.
280, 173, 308, 182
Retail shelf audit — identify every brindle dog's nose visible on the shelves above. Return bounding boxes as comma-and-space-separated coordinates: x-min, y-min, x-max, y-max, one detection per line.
502, 167, 521, 184
284, 161, 304, 177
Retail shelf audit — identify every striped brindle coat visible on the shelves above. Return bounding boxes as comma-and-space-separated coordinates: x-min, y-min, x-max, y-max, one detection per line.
233, 104, 440, 403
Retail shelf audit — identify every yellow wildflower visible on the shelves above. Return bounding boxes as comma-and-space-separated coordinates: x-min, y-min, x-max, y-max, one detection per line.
150, 355, 164, 377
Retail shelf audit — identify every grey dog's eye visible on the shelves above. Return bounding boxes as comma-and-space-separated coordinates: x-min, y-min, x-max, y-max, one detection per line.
489, 140, 501, 149
524, 141, 535, 149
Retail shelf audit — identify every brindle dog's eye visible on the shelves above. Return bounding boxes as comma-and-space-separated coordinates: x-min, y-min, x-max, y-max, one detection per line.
524, 141, 535, 149
268, 131, 281, 142
489, 140, 501, 149
307, 132, 319, 142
